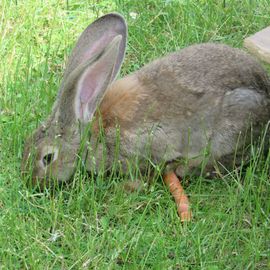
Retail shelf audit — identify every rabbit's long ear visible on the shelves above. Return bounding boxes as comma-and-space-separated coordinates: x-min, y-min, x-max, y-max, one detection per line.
57, 13, 127, 125
73, 35, 123, 123
60, 13, 127, 94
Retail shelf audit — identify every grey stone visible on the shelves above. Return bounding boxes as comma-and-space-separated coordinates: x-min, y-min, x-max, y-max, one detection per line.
244, 26, 270, 64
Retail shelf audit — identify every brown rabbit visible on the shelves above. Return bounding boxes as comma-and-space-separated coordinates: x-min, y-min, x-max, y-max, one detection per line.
22, 13, 270, 221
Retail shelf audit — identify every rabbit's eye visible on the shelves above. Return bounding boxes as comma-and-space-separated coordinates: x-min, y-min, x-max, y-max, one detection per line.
43, 153, 55, 166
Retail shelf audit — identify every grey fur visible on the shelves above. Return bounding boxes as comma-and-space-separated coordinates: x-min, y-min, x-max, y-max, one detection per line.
21, 13, 270, 187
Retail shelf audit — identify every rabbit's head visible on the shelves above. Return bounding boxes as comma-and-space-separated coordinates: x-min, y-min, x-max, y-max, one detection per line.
21, 13, 127, 188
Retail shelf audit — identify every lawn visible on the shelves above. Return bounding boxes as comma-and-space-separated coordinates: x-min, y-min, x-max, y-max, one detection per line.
0, 0, 270, 269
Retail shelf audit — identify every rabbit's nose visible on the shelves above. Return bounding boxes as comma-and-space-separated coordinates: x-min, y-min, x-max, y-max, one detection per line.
21, 169, 33, 187
22, 174, 47, 192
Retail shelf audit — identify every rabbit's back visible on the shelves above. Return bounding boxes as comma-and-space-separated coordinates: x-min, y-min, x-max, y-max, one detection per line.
124, 43, 270, 174
138, 43, 270, 95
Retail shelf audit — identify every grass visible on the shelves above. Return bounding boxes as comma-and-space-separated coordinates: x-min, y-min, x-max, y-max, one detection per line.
1, 0, 270, 269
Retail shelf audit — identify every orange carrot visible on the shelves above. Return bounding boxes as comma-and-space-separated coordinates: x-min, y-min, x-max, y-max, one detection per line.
163, 171, 192, 222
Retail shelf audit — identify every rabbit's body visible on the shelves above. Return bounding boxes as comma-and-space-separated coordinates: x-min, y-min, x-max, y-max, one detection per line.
22, 13, 270, 189
87, 43, 270, 176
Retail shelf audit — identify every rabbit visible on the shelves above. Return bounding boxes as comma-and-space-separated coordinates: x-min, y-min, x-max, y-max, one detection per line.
21, 13, 270, 221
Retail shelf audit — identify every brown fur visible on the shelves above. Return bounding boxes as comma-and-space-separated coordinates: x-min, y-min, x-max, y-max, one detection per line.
92, 75, 148, 132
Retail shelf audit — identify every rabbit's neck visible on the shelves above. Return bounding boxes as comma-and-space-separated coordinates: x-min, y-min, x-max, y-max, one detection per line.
92, 74, 147, 132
